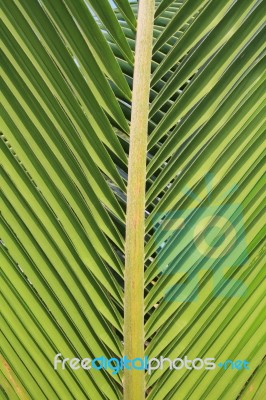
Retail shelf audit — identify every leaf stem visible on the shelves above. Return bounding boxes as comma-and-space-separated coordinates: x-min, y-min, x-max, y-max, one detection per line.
124, 1, 155, 399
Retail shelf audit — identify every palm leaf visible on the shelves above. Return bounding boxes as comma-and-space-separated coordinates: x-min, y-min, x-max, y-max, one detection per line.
1, 0, 264, 399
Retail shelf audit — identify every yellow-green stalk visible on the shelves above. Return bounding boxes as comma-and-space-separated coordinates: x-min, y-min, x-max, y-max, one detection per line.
124, 1, 155, 399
